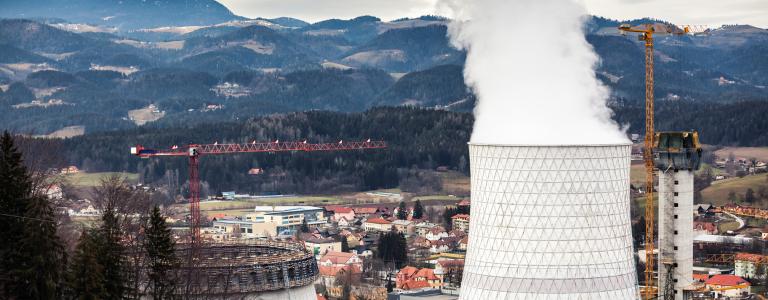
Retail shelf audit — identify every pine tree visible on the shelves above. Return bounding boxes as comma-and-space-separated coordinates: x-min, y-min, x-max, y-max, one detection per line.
396, 201, 408, 220
67, 230, 107, 300
15, 195, 66, 299
145, 206, 178, 299
0, 131, 32, 296
341, 236, 350, 252
300, 218, 309, 233
97, 205, 125, 298
412, 200, 424, 219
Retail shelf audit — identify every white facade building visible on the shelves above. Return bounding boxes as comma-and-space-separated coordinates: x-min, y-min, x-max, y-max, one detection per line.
459, 144, 638, 300
658, 171, 695, 299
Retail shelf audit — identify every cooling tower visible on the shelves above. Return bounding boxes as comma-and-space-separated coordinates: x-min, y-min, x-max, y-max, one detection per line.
460, 144, 638, 300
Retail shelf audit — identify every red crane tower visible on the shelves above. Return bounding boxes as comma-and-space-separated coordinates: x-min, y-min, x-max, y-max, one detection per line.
131, 140, 387, 243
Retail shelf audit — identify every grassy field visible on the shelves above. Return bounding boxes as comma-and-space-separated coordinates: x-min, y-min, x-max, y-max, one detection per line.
718, 220, 742, 233
412, 195, 462, 202
65, 172, 138, 187
438, 171, 470, 195
700, 173, 768, 206
715, 147, 768, 162
630, 163, 646, 186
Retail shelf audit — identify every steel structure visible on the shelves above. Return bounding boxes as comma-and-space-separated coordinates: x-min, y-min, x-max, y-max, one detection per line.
131, 140, 386, 243
459, 144, 637, 300
618, 23, 694, 300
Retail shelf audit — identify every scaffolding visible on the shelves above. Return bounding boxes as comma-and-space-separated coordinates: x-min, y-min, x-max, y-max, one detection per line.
135, 240, 319, 297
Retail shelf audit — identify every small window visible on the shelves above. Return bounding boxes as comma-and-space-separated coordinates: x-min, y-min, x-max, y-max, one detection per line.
674, 215, 678, 219
674, 246, 678, 250
674, 230, 678, 235
674, 192, 679, 196
674, 180, 679, 185
674, 203, 679, 207
673, 278, 678, 283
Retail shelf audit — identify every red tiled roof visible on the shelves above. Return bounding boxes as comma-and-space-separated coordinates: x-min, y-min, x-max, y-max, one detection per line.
317, 294, 327, 300
693, 273, 710, 282
366, 217, 391, 225
320, 251, 356, 265
451, 214, 470, 220
355, 207, 378, 214
437, 259, 465, 268
398, 266, 419, 278
414, 268, 439, 280
326, 206, 354, 213
318, 265, 361, 277
460, 236, 469, 244
429, 227, 446, 235
401, 280, 431, 290
705, 274, 750, 287
735, 252, 766, 263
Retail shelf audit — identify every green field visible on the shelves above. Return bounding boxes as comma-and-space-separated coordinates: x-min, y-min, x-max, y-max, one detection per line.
412, 195, 462, 202
65, 172, 138, 187
700, 173, 768, 206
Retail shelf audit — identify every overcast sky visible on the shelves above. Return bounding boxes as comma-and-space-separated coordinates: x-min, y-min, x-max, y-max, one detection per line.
218, 0, 768, 28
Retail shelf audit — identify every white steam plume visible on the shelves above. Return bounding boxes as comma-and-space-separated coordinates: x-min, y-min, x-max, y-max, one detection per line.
438, 0, 627, 145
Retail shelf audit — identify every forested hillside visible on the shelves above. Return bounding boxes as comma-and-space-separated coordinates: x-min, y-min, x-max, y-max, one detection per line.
62, 107, 472, 194
55, 103, 768, 195
0, 17, 767, 137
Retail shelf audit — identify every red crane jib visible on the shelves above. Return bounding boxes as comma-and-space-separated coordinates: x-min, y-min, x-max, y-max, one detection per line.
129, 140, 386, 245
132, 140, 387, 157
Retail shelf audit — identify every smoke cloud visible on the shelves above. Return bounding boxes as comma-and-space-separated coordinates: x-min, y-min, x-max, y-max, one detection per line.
438, 0, 627, 145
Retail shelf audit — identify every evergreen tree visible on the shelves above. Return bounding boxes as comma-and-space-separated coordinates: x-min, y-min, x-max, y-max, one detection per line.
396, 201, 408, 220
412, 200, 424, 219
0, 131, 32, 296
67, 230, 107, 300
746, 188, 756, 203
15, 195, 66, 299
145, 206, 178, 299
341, 236, 350, 252
377, 229, 408, 268
96, 204, 126, 298
300, 218, 309, 233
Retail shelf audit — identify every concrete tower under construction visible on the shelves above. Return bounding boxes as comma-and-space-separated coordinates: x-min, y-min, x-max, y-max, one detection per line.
655, 131, 702, 300
460, 144, 638, 300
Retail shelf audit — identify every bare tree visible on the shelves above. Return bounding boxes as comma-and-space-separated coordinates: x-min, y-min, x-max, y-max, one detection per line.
92, 175, 153, 299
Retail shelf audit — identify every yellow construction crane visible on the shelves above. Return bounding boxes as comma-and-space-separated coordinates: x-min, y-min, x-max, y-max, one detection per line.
617, 23, 693, 300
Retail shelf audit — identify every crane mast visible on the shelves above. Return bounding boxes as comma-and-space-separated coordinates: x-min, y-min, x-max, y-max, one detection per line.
618, 23, 691, 300
131, 140, 387, 244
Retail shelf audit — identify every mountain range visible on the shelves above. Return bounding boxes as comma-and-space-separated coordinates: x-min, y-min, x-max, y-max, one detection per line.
0, 0, 766, 138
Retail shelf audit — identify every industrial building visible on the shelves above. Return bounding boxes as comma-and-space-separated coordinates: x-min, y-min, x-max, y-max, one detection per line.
459, 144, 638, 299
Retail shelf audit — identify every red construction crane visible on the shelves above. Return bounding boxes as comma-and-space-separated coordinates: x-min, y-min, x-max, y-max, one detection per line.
130, 139, 386, 243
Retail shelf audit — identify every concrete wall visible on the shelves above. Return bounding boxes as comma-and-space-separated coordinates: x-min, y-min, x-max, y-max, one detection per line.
658, 171, 694, 300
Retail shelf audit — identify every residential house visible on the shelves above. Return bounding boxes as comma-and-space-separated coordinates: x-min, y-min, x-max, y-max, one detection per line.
704, 274, 750, 298
693, 221, 717, 235
326, 206, 356, 223
354, 207, 380, 219
319, 251, 363, 269
451, 214, 470, 233
396, 266, 442, 290
735, 252, 767, 279
426, 226, 448, 241
412, 236, 431, 249
318, 264, 362, 289
392, 219, 414, 235
364, 217, 392, 232
458, 236, 468, 251
429, 240, 451, 253
337, 216, 352, 227
415, 222, 439, 237
304, 236, 341, 257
